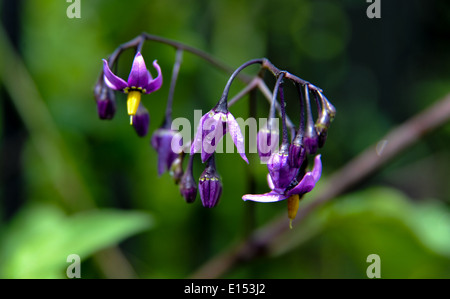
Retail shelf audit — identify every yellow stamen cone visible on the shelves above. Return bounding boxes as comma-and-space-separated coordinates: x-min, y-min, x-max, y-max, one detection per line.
127, 91, 141, 124
287, 194, 300, 229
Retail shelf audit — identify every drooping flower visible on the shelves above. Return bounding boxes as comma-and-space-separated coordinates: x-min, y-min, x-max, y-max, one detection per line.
242, 154, 322, 203
102, 52, 162, 124
190, 108, 248, 164
151, 128, 181, 176
198, 155, 223, 208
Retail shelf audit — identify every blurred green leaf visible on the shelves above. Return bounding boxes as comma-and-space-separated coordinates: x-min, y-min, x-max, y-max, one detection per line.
266, 187, 450, 278
0, 204, 154, 278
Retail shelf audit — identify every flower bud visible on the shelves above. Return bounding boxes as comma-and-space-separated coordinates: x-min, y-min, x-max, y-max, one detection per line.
170, 154, 184, 184
179, 159, 197, 203
315, 93, 336, 148
288, 133, 306, 168
95, 83, 116, 120
257, 118, 279, 163
303, 123, 318, 155
132, 104, 150, 137
198, 156, 222, 208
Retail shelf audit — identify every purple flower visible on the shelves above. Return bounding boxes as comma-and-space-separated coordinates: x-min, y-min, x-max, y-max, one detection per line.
151, 128, 181, 176
190, 109, 248, 163
198, 156, 223, 208
102, 52, 162, 123
242, 155, 322, 203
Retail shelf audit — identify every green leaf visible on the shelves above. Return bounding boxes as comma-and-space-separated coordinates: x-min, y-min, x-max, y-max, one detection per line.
0, 204, 154, 278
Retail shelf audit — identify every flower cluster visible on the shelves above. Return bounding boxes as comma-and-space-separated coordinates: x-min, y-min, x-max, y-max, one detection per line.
244, 78, 336, 227
94, 38, 335, 227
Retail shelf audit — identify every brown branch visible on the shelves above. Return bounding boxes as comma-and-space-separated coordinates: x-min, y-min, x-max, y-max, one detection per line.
189, 92, 450, 279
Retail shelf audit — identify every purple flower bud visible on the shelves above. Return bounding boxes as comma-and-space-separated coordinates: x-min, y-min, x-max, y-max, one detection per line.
303, 123, 318, 155
151, 128, 181, 176
170, 155, 184, 184
198, 156, 222, 208
315, 92, 336, 148
179, 156, 197, 203
94, 83, 116, 120
288, 137, 306, 168
257, 119, 279, 163
132, 105, 150, 137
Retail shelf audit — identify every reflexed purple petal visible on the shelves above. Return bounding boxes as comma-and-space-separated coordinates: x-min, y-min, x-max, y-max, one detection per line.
226, 112, 248, 164
103, 59, 128, 91
242, 191, 288, 203
201, 115, 224, 162
127, 52, 152, 89
286, 173, 316, 195
190, 112, 212, 156
311, 154, 322, 182
144, 60, 163, 94
287, 155, 322, 196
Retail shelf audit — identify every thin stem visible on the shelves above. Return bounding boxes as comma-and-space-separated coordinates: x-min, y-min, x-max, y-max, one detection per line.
215, 59, 264, 112
262, 58, 323, 93
296, 83, 305, 139
303, 84, 315, 129
227, 77, 260, 107
164, 48, 183, 126
257, 79, 296, 138
273, 72, 288, 146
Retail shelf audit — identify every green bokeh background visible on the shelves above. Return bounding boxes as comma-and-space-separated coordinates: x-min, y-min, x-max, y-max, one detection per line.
0, 0, 449, 278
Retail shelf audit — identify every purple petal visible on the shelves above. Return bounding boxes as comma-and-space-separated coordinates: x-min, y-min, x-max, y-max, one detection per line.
226, 112, 249, 164
144, 60, 163, 93
127, 52, 152, 89
190, 112, 212, 156
267, 173, 275, 190
311, 154, 322, 182
242, 191, 288, 203
191, 111, 225, 163
201, 115, 224, 162
103, 59, 128, 91
287, 155, 322, 196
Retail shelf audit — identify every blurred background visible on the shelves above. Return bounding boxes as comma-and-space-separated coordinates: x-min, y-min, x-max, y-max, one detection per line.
0, 0, 449, 279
